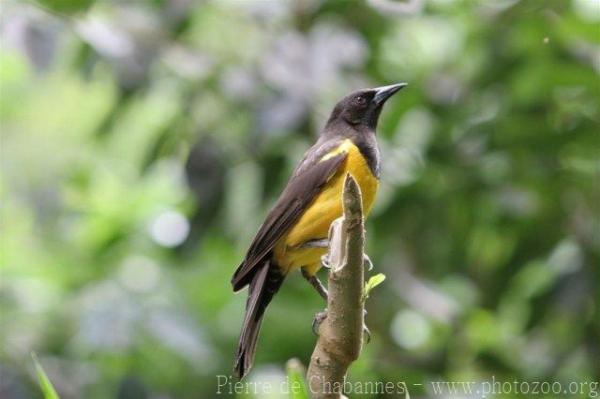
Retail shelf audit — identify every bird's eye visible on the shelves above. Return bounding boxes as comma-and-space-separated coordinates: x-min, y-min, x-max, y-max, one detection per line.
355, 96, 367, 106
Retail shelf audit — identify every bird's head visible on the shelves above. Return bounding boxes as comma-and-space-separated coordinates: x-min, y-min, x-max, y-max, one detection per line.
326, 83, 407, 131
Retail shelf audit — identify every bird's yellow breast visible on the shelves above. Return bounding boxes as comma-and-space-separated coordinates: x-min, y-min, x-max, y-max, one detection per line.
274, 139, 378, 275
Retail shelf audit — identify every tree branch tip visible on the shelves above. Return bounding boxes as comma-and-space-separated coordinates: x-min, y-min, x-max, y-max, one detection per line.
343, 174, 363, 216
308, 172, 367, 398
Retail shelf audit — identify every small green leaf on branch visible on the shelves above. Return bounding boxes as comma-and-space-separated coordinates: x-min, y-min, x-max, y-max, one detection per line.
364, 273, 386, 300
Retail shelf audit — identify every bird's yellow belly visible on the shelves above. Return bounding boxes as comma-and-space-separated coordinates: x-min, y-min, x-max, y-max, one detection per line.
273, 140, 378, 275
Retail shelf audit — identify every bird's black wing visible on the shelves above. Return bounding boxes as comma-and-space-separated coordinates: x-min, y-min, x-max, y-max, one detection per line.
231, 138, 346, 291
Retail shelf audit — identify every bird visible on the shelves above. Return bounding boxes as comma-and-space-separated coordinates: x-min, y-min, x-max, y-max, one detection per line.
231, 83, 406, 379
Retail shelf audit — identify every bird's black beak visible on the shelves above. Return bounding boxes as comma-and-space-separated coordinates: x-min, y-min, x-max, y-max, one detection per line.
373, 83, 407, 106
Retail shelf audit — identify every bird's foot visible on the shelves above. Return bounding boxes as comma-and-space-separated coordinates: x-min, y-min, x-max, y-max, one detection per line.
363, 253, 373, 271
363, 324, 371, 344
362, 309, 371, 344
322, 253, 371, 271
311, 240, 370, 271
312, 310, 328, 336
321, 254, 331, 269
311, 309, 371, 343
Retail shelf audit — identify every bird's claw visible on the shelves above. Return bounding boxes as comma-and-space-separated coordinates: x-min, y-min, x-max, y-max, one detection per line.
362, 308, 371, 343
321, 254, 331, 269
312, 309, 371, 343
363, 254, 373, 271
312, 310, 328, 336
323, 254, 371, 270
363, 324, 371, 344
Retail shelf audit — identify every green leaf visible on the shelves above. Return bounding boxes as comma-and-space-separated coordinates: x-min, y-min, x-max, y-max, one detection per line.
286, 358, 309, 399
32, 353, 60, 399
364, 273, 386, 300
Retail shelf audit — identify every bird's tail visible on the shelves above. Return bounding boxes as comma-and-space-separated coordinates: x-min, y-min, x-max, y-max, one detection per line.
234, 260, 284, 379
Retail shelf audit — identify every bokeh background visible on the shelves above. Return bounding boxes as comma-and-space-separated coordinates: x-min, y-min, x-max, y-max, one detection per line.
1, 0, 599, 398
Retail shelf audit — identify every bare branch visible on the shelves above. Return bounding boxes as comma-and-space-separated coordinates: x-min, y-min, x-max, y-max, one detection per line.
307, 174, 365, 399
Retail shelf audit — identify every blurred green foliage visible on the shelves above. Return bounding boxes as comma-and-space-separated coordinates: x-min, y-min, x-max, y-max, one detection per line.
1, 0, 598, 398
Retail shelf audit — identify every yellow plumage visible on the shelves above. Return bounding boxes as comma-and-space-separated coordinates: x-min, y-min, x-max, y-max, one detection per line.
273, 139, 379, 275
